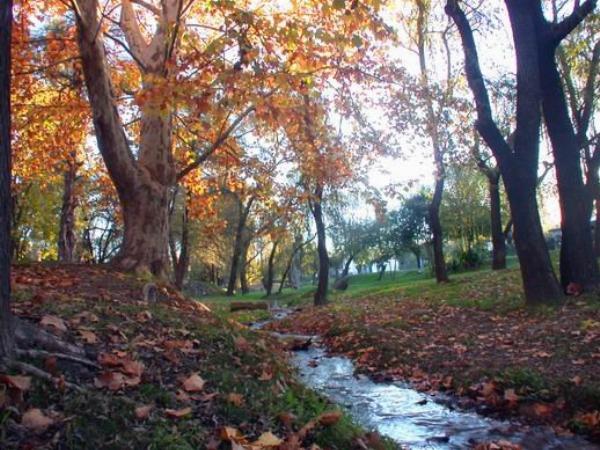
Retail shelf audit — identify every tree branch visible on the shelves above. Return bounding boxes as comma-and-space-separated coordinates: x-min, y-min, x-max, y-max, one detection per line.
176, 105, 256, 181
551, 0, 597, 44
445, 0, 513, 166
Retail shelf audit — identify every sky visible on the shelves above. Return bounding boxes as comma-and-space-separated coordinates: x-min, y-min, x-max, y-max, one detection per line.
363, 0, 563, 229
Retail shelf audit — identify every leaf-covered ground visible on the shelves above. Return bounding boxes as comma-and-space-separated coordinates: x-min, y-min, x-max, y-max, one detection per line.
1, 263, 394, 450
267, 269, 600, 443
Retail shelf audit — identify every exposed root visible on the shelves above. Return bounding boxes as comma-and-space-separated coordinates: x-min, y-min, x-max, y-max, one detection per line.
5, 359, 84, 392
15, 349, 100, 370
14, 318, 87, 357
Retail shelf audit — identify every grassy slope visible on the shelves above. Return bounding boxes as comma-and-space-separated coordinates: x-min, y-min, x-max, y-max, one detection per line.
255, 266, 600, 441
1, 264, 396, 450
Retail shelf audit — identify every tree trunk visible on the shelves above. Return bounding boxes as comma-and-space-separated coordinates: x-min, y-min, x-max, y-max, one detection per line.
377, 263, 386, 281
172, 206, 190, 290
58, 160, 79, 263
489, 174, 507, 270
265, 240, 279, 297
538, 38, 599, 289
118, 184, 170, 276
312, 186, 329, 306
75, 0, 176, 277
447, 0, 563, 305
0, 0, 14, 358
239, 239, 250, 294
595, 200, 600, 257
340, 254, 354, 278
429, 178, 449, 282
226, 197, 253, 296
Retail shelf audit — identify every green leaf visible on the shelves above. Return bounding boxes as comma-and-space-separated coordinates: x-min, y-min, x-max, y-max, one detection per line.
332, 0, 345, 10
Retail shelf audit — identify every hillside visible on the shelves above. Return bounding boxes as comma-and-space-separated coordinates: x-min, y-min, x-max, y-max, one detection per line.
1, 264, 387, 450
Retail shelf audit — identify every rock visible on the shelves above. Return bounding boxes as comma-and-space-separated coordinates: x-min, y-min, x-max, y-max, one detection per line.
333, 277, 349, 291
143, 283, 158, 303
230, 301, 269, 312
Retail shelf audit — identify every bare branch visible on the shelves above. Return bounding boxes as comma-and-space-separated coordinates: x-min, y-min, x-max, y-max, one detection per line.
445, 0, 513, 166
177, 105, 256, 181
551, 0, 597, 44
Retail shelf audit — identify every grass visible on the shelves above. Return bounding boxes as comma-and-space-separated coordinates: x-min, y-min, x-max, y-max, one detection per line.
3, 264, 399, 450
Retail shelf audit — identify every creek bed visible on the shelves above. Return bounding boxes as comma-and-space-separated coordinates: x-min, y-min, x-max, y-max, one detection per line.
256, 309, 599, 449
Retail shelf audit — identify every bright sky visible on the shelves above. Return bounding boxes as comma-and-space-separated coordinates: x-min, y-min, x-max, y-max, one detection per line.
364, 1, 562, 229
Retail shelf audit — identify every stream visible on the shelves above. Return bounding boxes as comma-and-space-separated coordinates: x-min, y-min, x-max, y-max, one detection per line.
254, 309, 600, 449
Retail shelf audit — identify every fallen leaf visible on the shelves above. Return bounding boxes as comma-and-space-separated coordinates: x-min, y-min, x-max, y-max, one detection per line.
182, 373, 205, 392
22, 408, 54, 431
504, 389, 519, 406
318, 411, 342, 426
135, 404, 153, 420
220, 426, 245, 442
227, 393, 244, 406
258, 368, 273, 381
79, 330, 98, 344
165, 407, 192, 418
0, 374, 31, 392
253, 431, 283, 447
40, 315, 67, 332
94, 371, 125, 391
234, 336, 251, 353
121, 359, 144, 377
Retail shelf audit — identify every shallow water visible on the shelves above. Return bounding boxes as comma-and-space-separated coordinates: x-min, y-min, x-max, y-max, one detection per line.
256, 310, 599, 449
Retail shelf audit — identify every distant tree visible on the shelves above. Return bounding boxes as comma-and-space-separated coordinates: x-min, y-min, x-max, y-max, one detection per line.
389, 193, 431, 270
441, 164, 490, 254
471, 136, 507, 270
0, 0, 14, 358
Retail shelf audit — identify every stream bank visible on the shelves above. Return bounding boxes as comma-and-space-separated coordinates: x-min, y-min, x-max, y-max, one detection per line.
256, 308, 599, 449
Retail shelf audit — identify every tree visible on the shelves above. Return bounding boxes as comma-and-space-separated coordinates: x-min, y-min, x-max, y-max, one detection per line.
557, 12, 600, 255
471, 137, 507, 270
534, 0, 599, 289
389, 193, 431, 270
412, 0, 454, 283
0, 0, 14, 358
446, 0, 563, 304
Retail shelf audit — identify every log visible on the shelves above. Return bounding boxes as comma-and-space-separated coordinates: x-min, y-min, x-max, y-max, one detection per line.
230, 301, 269, 312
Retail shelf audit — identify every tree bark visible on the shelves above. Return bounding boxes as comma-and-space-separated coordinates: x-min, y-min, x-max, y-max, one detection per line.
429, 177, 449, 281
170, 205, 190, 290
226, 196, 254, 296
340, 254, 354, 278
75, 0, 178, 277
489, 173, 507, 270
535, 4, 599, 289
58, 160, 79, 263
239, 239, 251, 294
312, 185, 329, 306
0, 0, 14, 358
416, 0, 449, 283
265, 240, 279, 297
446, 0, 563, 305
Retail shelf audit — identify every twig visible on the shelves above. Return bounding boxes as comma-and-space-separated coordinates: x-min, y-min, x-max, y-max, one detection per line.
15, 349, 101, 370
6, 360, 84, 392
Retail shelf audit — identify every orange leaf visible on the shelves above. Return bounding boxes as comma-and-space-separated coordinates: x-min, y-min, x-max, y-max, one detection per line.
0, 374, 31, 391
165, 407, 192, 418
40, 315, 67, 332
22, 408, 54, 431
94, 371, 125, 391
252, 431, 283, 447
79, 330, 98, 344
135, 404, 153, 420
318, 411, 342, 426
227, 393, 244, 406
182, 373, 205, 392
